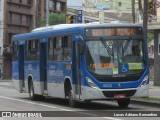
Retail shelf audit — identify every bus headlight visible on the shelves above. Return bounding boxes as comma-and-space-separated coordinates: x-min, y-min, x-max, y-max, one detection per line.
140, 75, 149, 87
86, 77, 99, 89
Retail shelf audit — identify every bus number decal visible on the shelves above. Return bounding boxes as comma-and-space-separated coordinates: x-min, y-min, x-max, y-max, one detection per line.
49, 70, 63, 77
103, 84, 112, 88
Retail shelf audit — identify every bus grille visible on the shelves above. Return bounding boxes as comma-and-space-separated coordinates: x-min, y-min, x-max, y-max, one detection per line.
96, 75, 141, 82
102, 90, 137, 98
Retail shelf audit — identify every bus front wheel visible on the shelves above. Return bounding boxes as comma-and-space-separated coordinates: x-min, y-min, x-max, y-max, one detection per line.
68, 90, 77, 107
117, 98, 130, 108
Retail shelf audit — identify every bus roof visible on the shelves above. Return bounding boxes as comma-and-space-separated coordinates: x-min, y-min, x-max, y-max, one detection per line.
31, 23, 142, 32
12, 23, 142, 42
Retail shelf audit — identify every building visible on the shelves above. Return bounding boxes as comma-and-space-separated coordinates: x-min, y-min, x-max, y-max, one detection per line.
0, 0, 66, 79
148, 0, 160, 86
0, 0, 4, 73
84, 0, 138, 11
35, 0, 67, 27
2, 0, 35, 79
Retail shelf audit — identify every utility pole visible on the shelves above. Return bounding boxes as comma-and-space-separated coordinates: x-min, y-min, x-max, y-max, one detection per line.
143, 0, 148, 37
99, 11, 104, 23
82, 0, 85, 23
34, 0, 37, 28
132, 0, 135, 23
46, 0, 49, 26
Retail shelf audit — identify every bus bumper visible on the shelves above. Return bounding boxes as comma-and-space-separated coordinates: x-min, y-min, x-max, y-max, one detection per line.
81, 84, 149, 100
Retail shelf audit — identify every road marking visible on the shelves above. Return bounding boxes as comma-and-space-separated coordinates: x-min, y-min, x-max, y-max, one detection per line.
103, 117, 122, 120
0, 95, 69, 111
0, 95, 121, 119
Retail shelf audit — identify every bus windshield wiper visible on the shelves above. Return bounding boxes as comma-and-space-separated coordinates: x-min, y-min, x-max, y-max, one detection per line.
100, 38, 113, 56
122, 39, 131, 56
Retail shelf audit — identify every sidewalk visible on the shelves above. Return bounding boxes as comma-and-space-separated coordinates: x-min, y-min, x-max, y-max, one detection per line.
149, 81, 160, 99
131, 80, 160, 107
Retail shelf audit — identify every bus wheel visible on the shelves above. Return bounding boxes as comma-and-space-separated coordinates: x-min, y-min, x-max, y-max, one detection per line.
117, 98, 130, 108
28, 81, 37, 101
68, 90, 77, 107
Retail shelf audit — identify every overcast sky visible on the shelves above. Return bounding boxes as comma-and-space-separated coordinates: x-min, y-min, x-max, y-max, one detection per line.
67, 0, 83, 8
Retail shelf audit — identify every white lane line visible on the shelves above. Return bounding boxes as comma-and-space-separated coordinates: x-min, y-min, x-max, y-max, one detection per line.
103, 117, 122, 120
0, 95, 121, 119
0, 95, 69, 111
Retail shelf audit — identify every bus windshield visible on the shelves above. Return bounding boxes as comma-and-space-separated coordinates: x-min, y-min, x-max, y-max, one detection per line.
86, 38, 145, 76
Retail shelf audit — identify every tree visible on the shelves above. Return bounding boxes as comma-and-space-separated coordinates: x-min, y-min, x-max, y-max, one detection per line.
49, 13, 66, 25
38, 13, 66, 27
147, 33, 154, 42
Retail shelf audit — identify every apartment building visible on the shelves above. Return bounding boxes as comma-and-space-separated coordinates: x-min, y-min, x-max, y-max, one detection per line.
2, 0, 34, 79
0, 0, 4, 73
0, 0, 66, 79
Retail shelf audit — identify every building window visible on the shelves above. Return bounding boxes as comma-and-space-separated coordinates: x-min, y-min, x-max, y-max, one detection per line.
27, 0, 31, 5
9, 12, 13, 23
61, 2, 65, 12
56, 2, 61, 12
26, 15, 32, 26
17, 14, 22, 25
8, 33, 14, 44
118, 2, 121, 7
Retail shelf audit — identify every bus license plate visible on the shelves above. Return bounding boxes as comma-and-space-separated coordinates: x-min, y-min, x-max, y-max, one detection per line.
114, 94, 126, 99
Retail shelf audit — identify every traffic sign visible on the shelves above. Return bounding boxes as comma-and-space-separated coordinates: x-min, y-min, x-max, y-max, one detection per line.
77, 10, 83, 23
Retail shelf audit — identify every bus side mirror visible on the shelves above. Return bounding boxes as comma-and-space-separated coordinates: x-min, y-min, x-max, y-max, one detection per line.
80, 43, 85, 54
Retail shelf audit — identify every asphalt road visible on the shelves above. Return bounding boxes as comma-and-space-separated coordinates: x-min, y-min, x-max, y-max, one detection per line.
0, 82, 159, 120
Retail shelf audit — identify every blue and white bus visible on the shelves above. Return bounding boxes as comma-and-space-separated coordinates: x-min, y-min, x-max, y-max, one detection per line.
12, 23, 149, 108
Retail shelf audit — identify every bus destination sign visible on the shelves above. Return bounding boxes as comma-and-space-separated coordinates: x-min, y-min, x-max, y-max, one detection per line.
85, 27, 143, 37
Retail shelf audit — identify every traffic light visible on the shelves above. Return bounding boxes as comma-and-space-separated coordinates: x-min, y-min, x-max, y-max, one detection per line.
148, 1, 153, 13
68, 15, 74, 24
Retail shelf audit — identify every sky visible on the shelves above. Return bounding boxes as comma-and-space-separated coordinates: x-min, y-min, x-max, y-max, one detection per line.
67, 0, 83, 8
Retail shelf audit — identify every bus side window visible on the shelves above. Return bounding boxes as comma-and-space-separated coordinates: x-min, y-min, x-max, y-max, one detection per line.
48, 37, 56, 60
54, 36, 63, 61
26, 39, 40, 61
64, 35, 72, 61
13, 42, 18, 61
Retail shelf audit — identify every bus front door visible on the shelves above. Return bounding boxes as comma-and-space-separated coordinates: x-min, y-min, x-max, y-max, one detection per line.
75, 43, 81, 99
19, 45, 25, 92
40, 43, 47, 94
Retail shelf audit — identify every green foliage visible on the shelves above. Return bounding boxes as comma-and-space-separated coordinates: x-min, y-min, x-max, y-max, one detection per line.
49, 13, 66, 25
147, 33, 154, 42
38, 19, 46, 27
37, 13, 66, 27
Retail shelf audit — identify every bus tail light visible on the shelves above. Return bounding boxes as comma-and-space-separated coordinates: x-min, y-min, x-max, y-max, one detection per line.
140, 75, 149, 87
86, 77, 99, 89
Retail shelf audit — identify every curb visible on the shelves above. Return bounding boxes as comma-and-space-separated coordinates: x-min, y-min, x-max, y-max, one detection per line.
131, 98, 160, 108
0, 80, 12, 82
